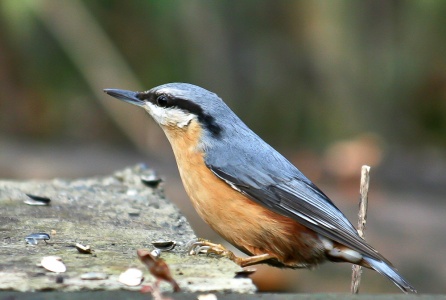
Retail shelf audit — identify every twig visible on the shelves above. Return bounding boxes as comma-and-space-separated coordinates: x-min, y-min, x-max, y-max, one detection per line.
350, 165, 370, 294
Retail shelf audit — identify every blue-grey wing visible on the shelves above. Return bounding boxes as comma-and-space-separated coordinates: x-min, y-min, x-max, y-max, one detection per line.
205, 144, 389, 264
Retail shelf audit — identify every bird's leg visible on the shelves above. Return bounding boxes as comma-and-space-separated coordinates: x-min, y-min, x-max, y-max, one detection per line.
236, 253, 274, 267
187, 239, 274, 267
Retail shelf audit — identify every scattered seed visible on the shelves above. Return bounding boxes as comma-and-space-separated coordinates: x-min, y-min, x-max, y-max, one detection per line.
24, 200, 48, 206
24, 194, 51, 206
25, 233, 50, 245
75, 243, 93, 254
152, 240, 176, 251
234, 268, 257, 278
25, 237, 38, 245
41, 256, 66, 273
118, 268, 143, 286
150, 249, 161, 258
140, 175, 162, 188
80, 272, 108, 280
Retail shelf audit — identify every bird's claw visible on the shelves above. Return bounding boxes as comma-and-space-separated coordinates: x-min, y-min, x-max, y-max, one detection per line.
192, 245, 211, 255
186, 238, 233, 259
205, 245, 230, 257
186, 238, 208, 255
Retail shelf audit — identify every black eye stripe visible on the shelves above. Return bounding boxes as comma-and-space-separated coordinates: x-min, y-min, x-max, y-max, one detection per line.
135, 92, 172, 107
136, 92, 222, 137
135, 92, 149, 100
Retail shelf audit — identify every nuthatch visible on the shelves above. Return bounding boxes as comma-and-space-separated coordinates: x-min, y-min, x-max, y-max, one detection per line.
104, 83, 416, 293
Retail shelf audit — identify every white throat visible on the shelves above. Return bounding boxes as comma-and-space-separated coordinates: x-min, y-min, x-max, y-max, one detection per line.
144, 102, 195, 128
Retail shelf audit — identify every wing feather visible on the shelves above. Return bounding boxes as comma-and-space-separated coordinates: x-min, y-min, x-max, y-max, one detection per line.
209, 165, 390, 264
203, 119, 389, 264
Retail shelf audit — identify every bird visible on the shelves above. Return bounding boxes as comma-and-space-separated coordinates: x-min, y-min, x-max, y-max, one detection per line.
104, 83, 416, 293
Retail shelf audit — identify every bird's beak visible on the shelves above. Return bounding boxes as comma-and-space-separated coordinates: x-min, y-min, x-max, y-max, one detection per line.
103, 89, 145, 107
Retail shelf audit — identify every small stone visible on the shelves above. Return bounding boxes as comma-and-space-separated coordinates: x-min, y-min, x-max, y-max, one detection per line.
55, 275, 64, 283
126, 189, 138, 196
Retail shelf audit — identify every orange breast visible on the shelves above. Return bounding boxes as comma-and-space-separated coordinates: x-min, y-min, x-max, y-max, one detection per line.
162, 120, 326, 267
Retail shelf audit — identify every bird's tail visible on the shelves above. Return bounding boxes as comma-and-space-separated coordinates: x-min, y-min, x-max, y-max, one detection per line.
362, 256, 417, 294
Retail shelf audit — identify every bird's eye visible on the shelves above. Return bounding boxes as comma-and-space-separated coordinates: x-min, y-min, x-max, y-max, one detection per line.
156, 95, 169, 107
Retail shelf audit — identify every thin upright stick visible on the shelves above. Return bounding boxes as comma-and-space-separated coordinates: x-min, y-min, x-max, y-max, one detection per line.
350, 165, 370, 294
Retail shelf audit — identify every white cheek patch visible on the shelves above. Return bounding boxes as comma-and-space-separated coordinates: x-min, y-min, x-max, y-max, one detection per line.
144, 102, 195, 128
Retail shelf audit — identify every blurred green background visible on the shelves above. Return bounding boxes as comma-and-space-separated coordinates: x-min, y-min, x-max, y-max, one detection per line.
1, 0, 445, 294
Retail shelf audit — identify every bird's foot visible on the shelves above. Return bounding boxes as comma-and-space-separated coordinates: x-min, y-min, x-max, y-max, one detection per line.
187, 238, 273, 267
187, 238, 233, 257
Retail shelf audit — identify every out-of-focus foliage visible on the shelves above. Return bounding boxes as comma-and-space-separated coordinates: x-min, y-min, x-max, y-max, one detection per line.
1, 0, 446, 151
2, 1, 445, 294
